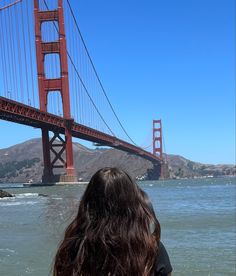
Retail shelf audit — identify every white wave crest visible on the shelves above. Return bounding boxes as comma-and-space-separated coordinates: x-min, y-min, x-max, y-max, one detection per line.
0, 200, 38, 207
0, 248, 15, 253
14, 193, 39, 198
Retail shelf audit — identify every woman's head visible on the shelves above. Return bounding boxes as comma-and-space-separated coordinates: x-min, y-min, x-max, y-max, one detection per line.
54, 167, 160, 276
80, 167, 144, 220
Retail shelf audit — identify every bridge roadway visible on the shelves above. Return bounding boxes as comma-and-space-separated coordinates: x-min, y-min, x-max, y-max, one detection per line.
0, 96, 161, 164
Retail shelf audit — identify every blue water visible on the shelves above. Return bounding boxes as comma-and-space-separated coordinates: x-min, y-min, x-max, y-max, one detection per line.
0, 177, 235, 275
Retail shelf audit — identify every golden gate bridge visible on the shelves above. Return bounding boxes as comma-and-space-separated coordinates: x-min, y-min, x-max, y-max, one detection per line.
0, 0, 163, 183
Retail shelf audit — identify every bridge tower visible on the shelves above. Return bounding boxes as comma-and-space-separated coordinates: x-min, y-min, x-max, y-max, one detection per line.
153, 119, 163, 159
151, 119, 163, 179
34, 0, 77, 183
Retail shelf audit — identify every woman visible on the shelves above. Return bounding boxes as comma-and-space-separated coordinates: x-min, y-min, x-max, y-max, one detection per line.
54, 167, 172, 276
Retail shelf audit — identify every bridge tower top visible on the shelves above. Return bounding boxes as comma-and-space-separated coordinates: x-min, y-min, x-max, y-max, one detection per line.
153, 119, 163, 160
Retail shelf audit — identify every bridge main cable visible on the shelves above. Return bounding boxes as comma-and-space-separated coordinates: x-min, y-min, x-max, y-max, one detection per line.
0, 0, 22, 11
42, 0, 115, 137
65, 0, 138, 146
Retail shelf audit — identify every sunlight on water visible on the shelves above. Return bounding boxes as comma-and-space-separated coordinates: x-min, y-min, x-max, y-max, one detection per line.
0, 177, 235, 275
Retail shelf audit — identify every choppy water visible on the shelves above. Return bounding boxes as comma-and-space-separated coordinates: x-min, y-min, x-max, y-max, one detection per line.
0, 177, 235, 276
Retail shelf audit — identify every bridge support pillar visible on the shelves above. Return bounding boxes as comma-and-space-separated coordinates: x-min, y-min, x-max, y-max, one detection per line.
152, 119, 164, 179
64, 118, 76, 178
41, 128, 53, 182
41, 130, 77, 183
34, 0, 77, 183
147, 163, 161, 180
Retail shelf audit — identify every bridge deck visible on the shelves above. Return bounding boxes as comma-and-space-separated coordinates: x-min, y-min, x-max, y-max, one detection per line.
0, 96, 161, 164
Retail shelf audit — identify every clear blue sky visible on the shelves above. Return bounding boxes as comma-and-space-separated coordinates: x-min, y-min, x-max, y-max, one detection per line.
0, 0, 235, 164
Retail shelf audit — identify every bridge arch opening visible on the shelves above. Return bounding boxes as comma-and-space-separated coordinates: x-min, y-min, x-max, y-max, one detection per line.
44, 53, 61, 79
38, 0, 58, 11
41, 21, 59, 42
154, 140, 161, 149
47, 90, 63, 116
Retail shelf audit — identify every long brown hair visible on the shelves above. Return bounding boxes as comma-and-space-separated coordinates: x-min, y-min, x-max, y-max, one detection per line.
53, 167, 161, 276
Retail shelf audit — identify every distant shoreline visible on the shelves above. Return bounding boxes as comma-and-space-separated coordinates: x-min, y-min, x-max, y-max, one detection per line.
0, 138, 235, 183
0, 175, 235, 189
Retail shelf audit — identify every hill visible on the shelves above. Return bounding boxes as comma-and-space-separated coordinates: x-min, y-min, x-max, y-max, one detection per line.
0, 138, 235, 183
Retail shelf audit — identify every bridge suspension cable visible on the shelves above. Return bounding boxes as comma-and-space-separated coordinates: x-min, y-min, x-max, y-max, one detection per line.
42, 0, 115, 136
65, 0, 138, 146
0, 0, 37, 107
42, 0, 139, 145
0, 0, 21, 11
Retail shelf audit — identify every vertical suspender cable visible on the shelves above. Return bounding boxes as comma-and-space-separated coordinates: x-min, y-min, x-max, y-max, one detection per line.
9, 5, 18, 101
0, 11, 7, 97
26, 0, 35, 107
15, 4, 24, 103
6, 8, 13, 100
1, 10, 9, 97
20, 1, 30, 105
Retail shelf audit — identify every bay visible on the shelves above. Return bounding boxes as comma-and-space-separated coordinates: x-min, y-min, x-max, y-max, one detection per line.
0, 177, 235, 276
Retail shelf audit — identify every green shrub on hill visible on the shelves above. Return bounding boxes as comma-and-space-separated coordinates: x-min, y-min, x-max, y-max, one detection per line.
0, 158, 40, 178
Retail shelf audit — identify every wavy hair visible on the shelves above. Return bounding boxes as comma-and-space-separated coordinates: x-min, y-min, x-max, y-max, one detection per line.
53, 167, 161, 276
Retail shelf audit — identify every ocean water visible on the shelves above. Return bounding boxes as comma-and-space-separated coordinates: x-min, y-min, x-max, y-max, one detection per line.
0, 177, 235, 276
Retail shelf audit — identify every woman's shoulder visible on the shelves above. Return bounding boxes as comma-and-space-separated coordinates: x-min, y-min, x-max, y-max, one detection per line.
154, 241, 173, 276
